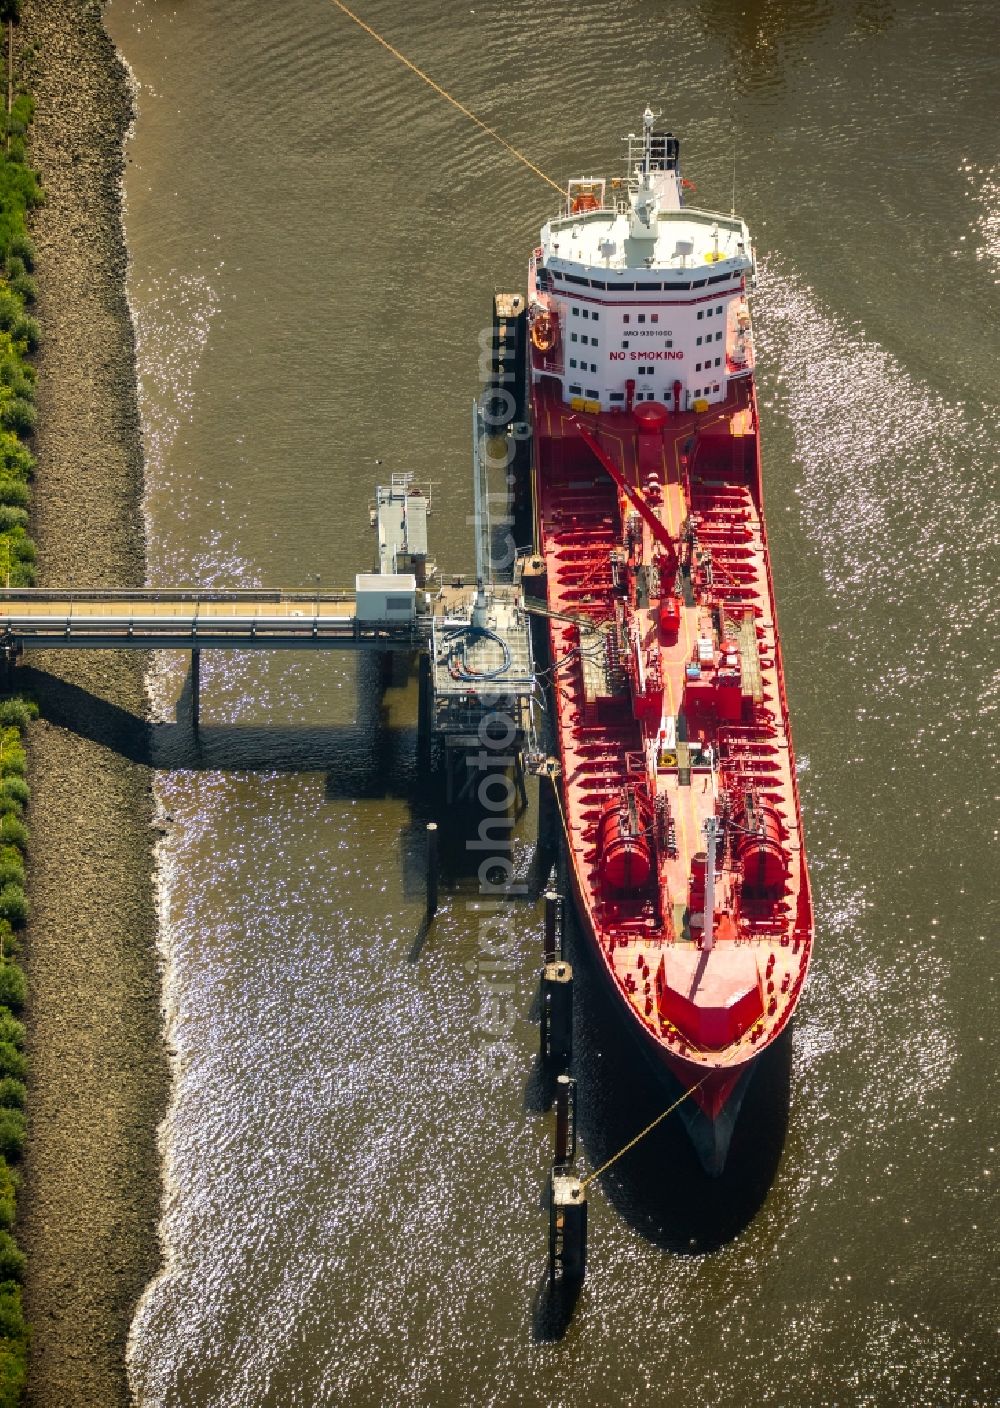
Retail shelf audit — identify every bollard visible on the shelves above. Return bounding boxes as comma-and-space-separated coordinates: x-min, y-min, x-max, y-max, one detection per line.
549, 1171, 587, 1281
554, 1073, 576, 1167
425, 822, 438, 919
540, 958, 573, 1064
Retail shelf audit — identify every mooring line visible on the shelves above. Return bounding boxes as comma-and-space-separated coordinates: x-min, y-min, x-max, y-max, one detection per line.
328, 0, 563, 195
579, 1077, 708, 1189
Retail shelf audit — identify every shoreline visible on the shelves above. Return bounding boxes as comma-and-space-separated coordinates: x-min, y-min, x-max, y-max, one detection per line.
18, 3, 166, 1406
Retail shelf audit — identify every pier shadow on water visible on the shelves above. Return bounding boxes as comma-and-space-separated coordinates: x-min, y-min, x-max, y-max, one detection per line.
18, 656, 428, 782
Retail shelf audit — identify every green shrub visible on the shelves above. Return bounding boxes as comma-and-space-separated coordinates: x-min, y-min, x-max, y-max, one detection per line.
0, 1082, 23, 1113
5, 233, 33, 272
0, 482, 26, 511
0, 1159, 16, 1231
0, 1234, 25, 1284
0, 398, 33, 437
0, 508, 25, 535
7, 273, 32, 306
0, 1016, 21, 1054
0, 742, 26, 778
0, 700, 34, 727
0, 294, 19, 337
0, 432, 34, 481
6, 530, 33, 565
0, 968, 25, 1017
0, 822, 24, 857
0, 1111, 24, 1164
0, 780, 27, 811
0, 889, 25, 930
10, 316, 37, 354
0, 858, 22, 893
0, 1081, 22, 1115
0, 1111, 23, 1165
0, 359, 33, 401
0, 1045, 23, 1085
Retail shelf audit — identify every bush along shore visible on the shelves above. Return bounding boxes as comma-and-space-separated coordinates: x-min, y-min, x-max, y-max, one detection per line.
0, 695, 33, 1408
0, 5, 44, 1402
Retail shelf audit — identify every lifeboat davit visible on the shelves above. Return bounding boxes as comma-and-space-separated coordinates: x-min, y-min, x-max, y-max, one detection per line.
737, 804, 787, 892
597, 790, 654, 894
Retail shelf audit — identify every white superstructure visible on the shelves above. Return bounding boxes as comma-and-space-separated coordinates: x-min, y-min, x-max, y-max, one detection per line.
528, 109, 756, 413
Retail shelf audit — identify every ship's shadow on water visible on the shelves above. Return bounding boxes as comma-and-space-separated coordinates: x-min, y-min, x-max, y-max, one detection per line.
557, 901, 791, 1256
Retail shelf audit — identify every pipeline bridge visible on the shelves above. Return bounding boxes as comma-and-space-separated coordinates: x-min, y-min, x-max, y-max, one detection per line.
0, 588, 423, 652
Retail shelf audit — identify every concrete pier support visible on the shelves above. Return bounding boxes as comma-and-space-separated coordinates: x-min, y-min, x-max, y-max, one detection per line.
549, 1172, 587, 1282
425, 821, 438, 919
191, 648, 201, 730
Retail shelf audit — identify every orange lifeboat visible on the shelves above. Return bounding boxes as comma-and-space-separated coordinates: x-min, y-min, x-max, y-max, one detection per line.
570, 190, 601, 214
530, 308, 559, 354
737, 804, 787, 893
597, 789, 654, 895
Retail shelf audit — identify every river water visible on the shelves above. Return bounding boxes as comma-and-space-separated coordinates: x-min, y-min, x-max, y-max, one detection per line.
102, 1, 998, 1403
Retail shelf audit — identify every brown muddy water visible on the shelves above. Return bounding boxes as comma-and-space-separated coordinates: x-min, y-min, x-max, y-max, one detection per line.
102, 1, 998, 1403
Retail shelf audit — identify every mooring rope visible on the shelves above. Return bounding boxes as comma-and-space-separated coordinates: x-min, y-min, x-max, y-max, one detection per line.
580, 1076, 708, 1189
328, 0, 563, 195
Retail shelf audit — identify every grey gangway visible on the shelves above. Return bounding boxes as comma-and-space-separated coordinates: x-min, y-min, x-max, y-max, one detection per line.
0, 588, 429, 653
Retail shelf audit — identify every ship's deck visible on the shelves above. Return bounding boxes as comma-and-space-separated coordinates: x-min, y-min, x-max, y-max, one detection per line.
533, 377, 812, 1100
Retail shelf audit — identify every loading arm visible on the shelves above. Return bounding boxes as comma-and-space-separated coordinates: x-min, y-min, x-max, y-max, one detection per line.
574, 421, 679, 579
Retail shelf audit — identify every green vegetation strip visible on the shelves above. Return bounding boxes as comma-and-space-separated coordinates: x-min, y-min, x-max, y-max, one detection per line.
0, 698, 33, 1408
0, 4, 43, 1401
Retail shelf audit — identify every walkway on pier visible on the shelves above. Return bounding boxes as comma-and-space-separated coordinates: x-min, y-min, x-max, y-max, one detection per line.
0, 590, 425, 652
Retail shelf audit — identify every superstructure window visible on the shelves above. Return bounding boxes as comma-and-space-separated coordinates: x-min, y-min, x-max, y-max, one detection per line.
697, 310, 704, 320
716, 305, 723, 314
570, 358, 577, 368
590, 363, 597, 373
621, 341, 628, 350
582, 309, 590, 319
714, 357, 721, 367
581, 335, 588, 345
610, 392, 624, 401
696, 336, 703, 346
593, 312, 600, 322
696, 362, 702, 372
572, 307, 579, 317
638, 314, 647, 324
586, 388, 599, 397
651, 314, 659, 324
592, 338, 599, 347
715, 330, 723, 341
569, 383, 582, 394
623, 314, 630, 325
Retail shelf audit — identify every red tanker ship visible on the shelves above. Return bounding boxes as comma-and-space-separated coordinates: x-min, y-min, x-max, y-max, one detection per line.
528, 111, 813, 1172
